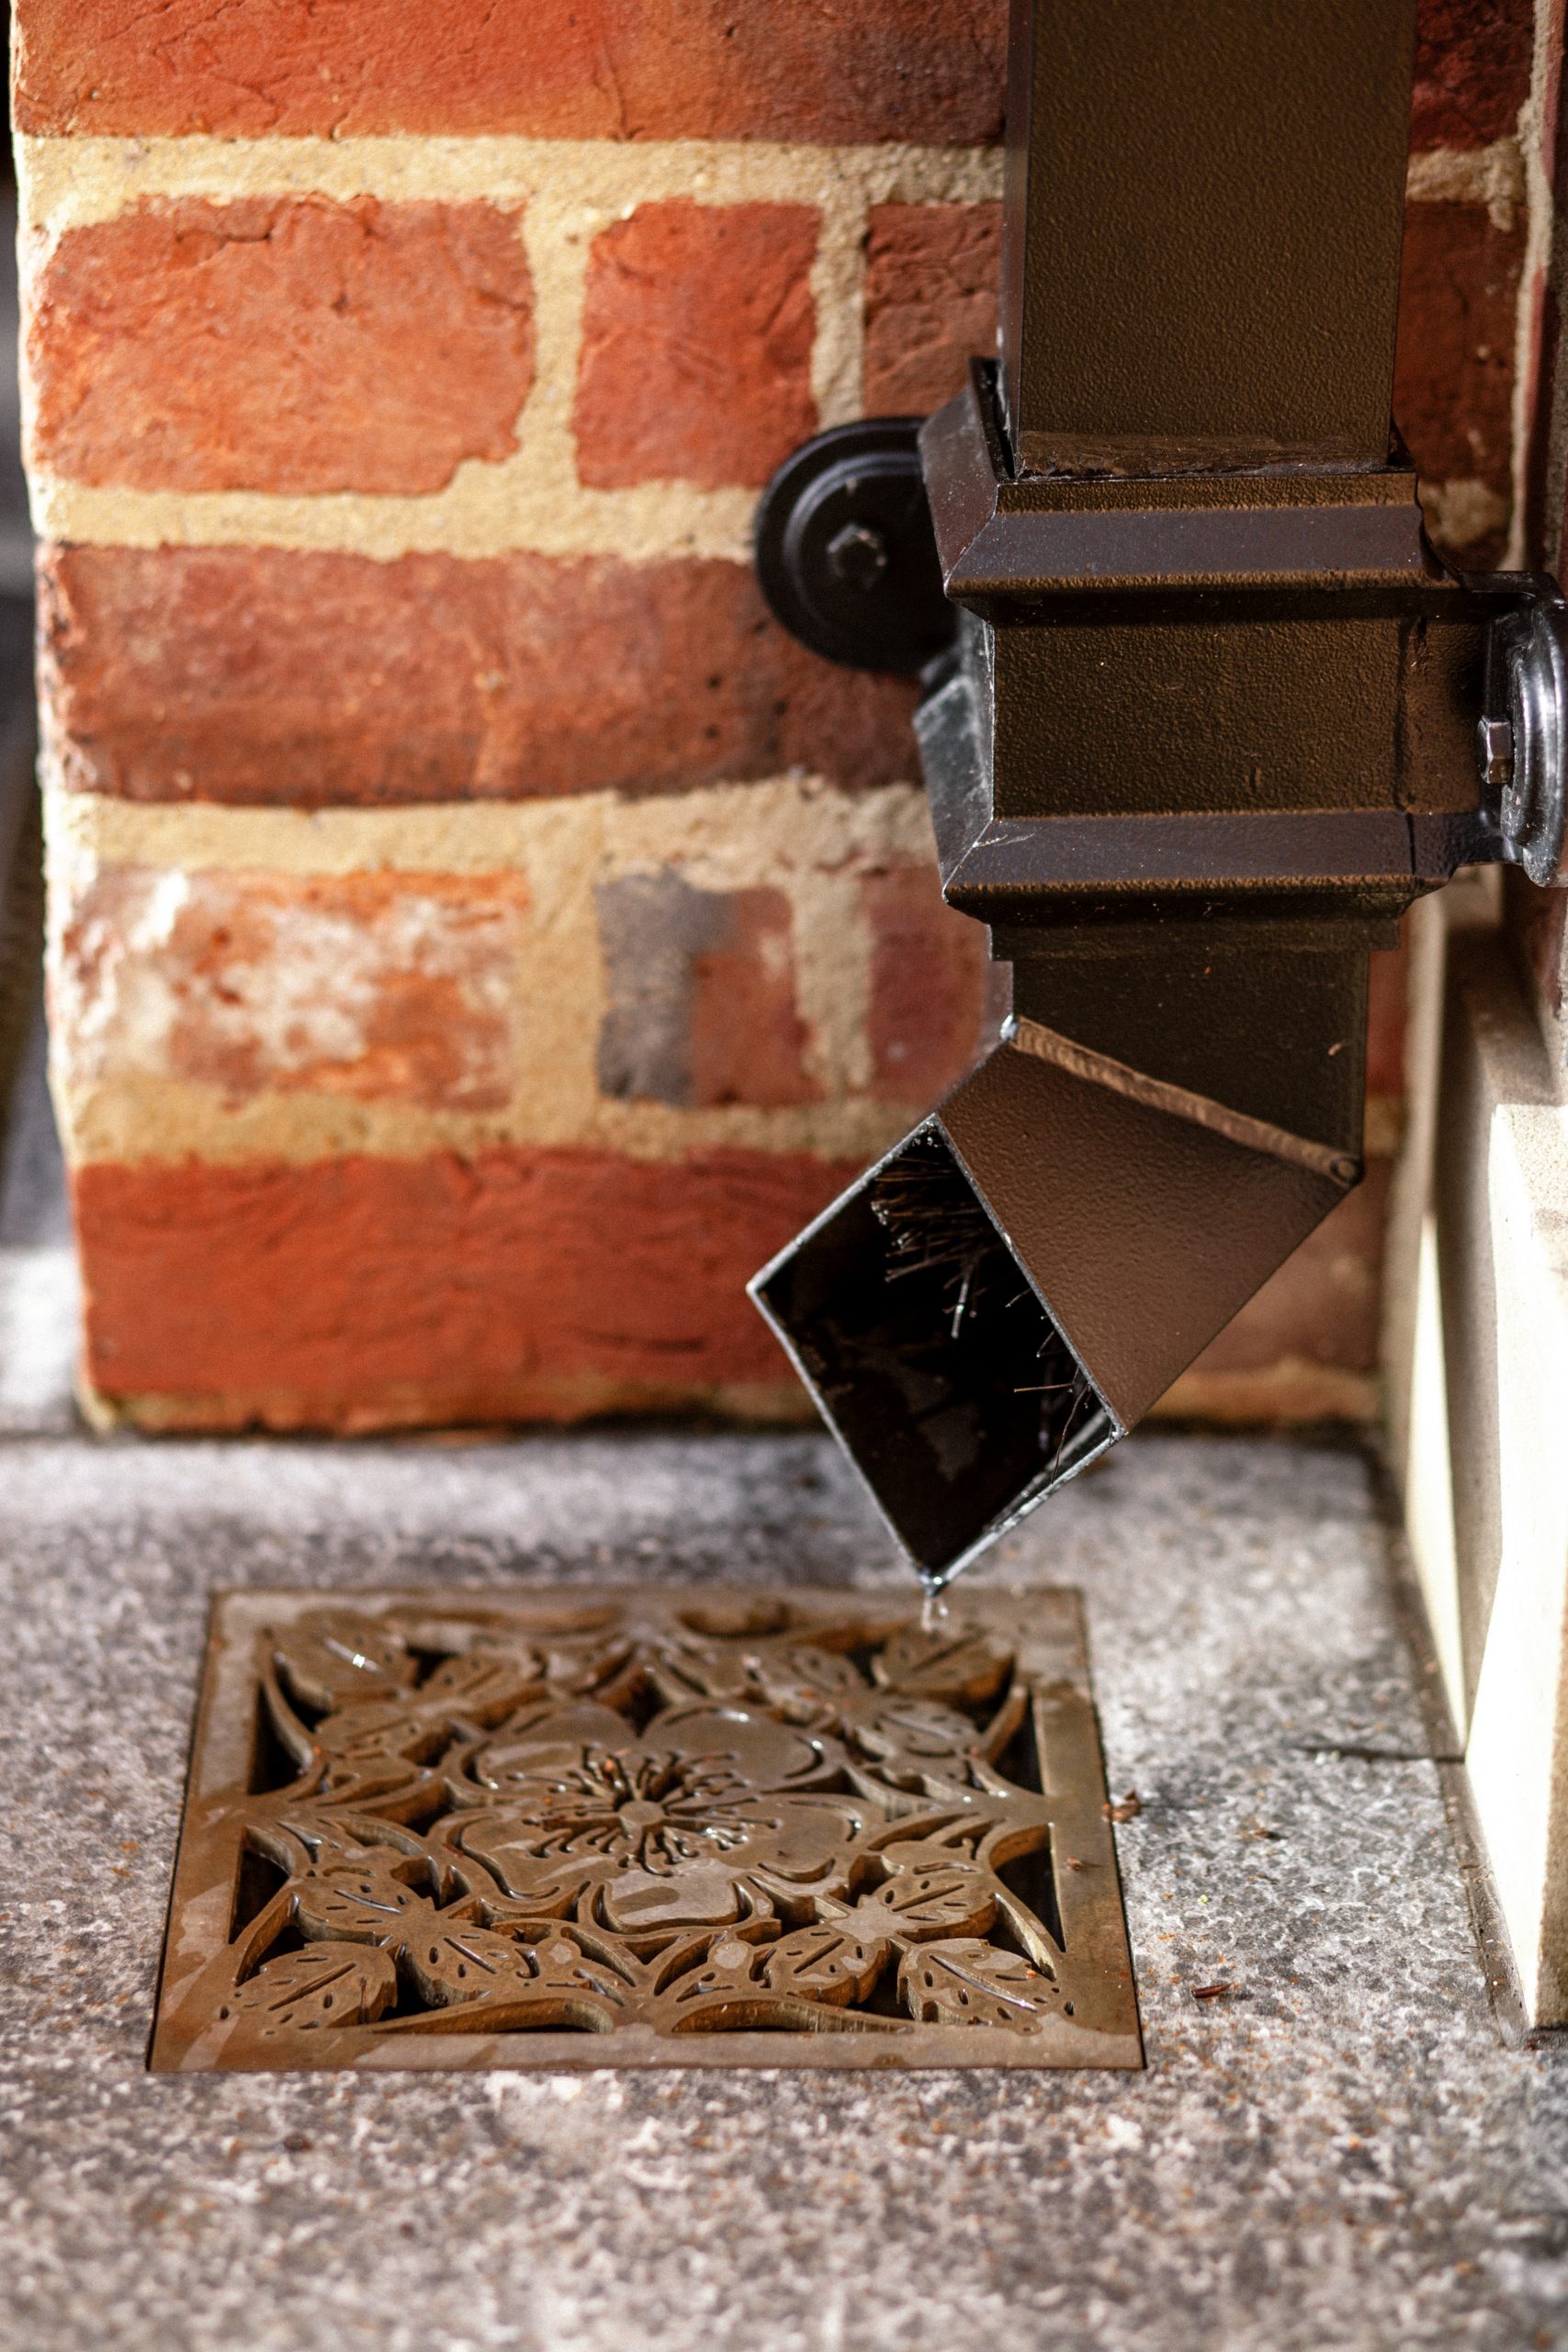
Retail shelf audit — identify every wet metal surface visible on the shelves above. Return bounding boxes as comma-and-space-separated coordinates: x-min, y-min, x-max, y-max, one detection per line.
2, 1430, 1567, 2349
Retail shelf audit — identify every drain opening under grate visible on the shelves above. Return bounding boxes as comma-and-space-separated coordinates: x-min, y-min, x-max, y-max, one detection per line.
152, 1585, 1141, 2074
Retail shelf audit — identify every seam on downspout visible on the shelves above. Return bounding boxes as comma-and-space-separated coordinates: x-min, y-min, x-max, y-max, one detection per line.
1004, 1016, 1364, 1183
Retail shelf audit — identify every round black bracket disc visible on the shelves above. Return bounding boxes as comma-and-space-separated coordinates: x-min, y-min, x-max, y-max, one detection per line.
753, 417, 958, 673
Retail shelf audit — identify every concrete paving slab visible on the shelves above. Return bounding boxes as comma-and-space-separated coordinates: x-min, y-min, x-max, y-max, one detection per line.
0, 1428, 1564, 2351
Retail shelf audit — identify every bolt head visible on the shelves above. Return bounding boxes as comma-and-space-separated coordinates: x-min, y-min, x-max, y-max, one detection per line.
827, 522, 889, 591
1476, 714, 1516, 793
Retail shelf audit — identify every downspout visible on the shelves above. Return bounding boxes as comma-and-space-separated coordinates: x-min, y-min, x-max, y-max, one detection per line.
750, 0, 1568, 1589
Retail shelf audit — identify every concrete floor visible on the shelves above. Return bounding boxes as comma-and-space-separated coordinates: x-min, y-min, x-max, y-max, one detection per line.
2, 1419, 1566, 2351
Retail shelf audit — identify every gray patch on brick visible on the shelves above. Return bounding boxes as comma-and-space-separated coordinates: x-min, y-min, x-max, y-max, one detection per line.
594, 866, 734, 1106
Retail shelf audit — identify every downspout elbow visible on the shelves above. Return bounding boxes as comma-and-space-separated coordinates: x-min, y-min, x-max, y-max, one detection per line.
750, 1001, 1361, 1589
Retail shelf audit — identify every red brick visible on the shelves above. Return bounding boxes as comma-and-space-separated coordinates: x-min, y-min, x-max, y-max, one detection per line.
689, 889, 817, 1109
1365, 933, 1410, 1098
27, 198, 534, 496
1394, 198, 1524, 563
861, 862, 988, 1102
39, 544, 921, 807
863, 204, 1002, 416
60, 868, 527, 1112
574, 203, 818, 492
14, 0, 1008, 145
73, 1145, 857, 1429
595, 869, 818, 1109
1411, 0, 1534, 151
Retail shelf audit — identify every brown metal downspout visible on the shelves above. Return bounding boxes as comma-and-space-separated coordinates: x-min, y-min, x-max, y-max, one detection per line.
750, 0, 1511, 1588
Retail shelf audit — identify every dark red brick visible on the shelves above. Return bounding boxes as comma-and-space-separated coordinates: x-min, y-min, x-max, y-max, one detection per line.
28, 198, 534, 497
1504, 864, 1567, 1022
861, 861, 989, 1102
1411, 0, 1534, 151
14, 0, 1009, 144
575, 203, 818, 492
1182, 1159, 1394, 1384
39, 544, 920, 806
1522, 272, 1558, 571
1394, 198, 1524, 563
73, 1145, 860, 1429
863, 203, 1001, 415
1366, 933, 1410, 1098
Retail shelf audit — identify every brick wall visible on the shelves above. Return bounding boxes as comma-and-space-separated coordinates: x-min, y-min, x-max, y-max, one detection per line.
12, 0, 1538, 1432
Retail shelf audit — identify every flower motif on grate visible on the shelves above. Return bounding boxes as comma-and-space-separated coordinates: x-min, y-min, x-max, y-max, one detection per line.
159, 1592, 1131, 2064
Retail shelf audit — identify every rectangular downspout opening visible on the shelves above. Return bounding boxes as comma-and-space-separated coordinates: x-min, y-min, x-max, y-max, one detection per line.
751, 1122, 1117, 1585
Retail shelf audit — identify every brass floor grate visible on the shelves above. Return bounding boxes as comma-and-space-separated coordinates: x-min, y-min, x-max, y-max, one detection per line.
152, 1585, 1141, 2074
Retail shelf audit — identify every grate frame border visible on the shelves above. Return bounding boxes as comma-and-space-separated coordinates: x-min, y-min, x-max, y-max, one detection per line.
151, 1582, 1142, 2075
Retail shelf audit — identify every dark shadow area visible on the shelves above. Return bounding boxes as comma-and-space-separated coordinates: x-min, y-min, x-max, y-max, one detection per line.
0, 998, 68, 1247
753, 1125, 1113, 1579
0, 96, 67, 1258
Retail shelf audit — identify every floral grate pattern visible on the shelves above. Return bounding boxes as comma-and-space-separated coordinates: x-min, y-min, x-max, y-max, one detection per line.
152, 1587, 1140, 2072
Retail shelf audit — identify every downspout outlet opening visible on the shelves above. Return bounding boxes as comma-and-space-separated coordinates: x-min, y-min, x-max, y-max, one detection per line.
750, 1120, 1118, 1589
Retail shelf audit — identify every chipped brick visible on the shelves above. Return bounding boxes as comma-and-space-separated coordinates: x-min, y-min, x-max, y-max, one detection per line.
1411, 0, 1534, 151
59, 866, 527, 1113
574, 202, 818, 491
1395, 198, 1524, 564
27, 198, 534, 496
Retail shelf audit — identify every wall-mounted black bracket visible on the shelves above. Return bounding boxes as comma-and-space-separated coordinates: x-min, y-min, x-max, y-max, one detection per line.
753, 418, 956, 673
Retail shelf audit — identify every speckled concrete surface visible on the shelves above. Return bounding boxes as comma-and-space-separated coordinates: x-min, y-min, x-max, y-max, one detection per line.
2, 1428, 1565, 2352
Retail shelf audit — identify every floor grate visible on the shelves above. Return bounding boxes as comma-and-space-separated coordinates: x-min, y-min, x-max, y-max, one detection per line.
152, 1584, 1141, 2074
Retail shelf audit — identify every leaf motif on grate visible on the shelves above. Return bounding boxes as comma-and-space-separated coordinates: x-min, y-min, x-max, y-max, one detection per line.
154, 1587, 1140, 2073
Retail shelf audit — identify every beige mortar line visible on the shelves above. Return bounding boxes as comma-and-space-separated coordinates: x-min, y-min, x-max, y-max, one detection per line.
15, 133, 1006, 235
1508, 10, 1557, 569
791, 868, 877, 1099
57, 1046, 1383, 1180
46, 772, 931, 877
54, 1071, 918, 1170
15, 130, 1487, 236
1363, 1092, 1405, 1159
27, 473, 762, 566
1405, 137, 1527, 232
810, 181, 870, 429
18, 132, 999, 564
515, 187, 600, 549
